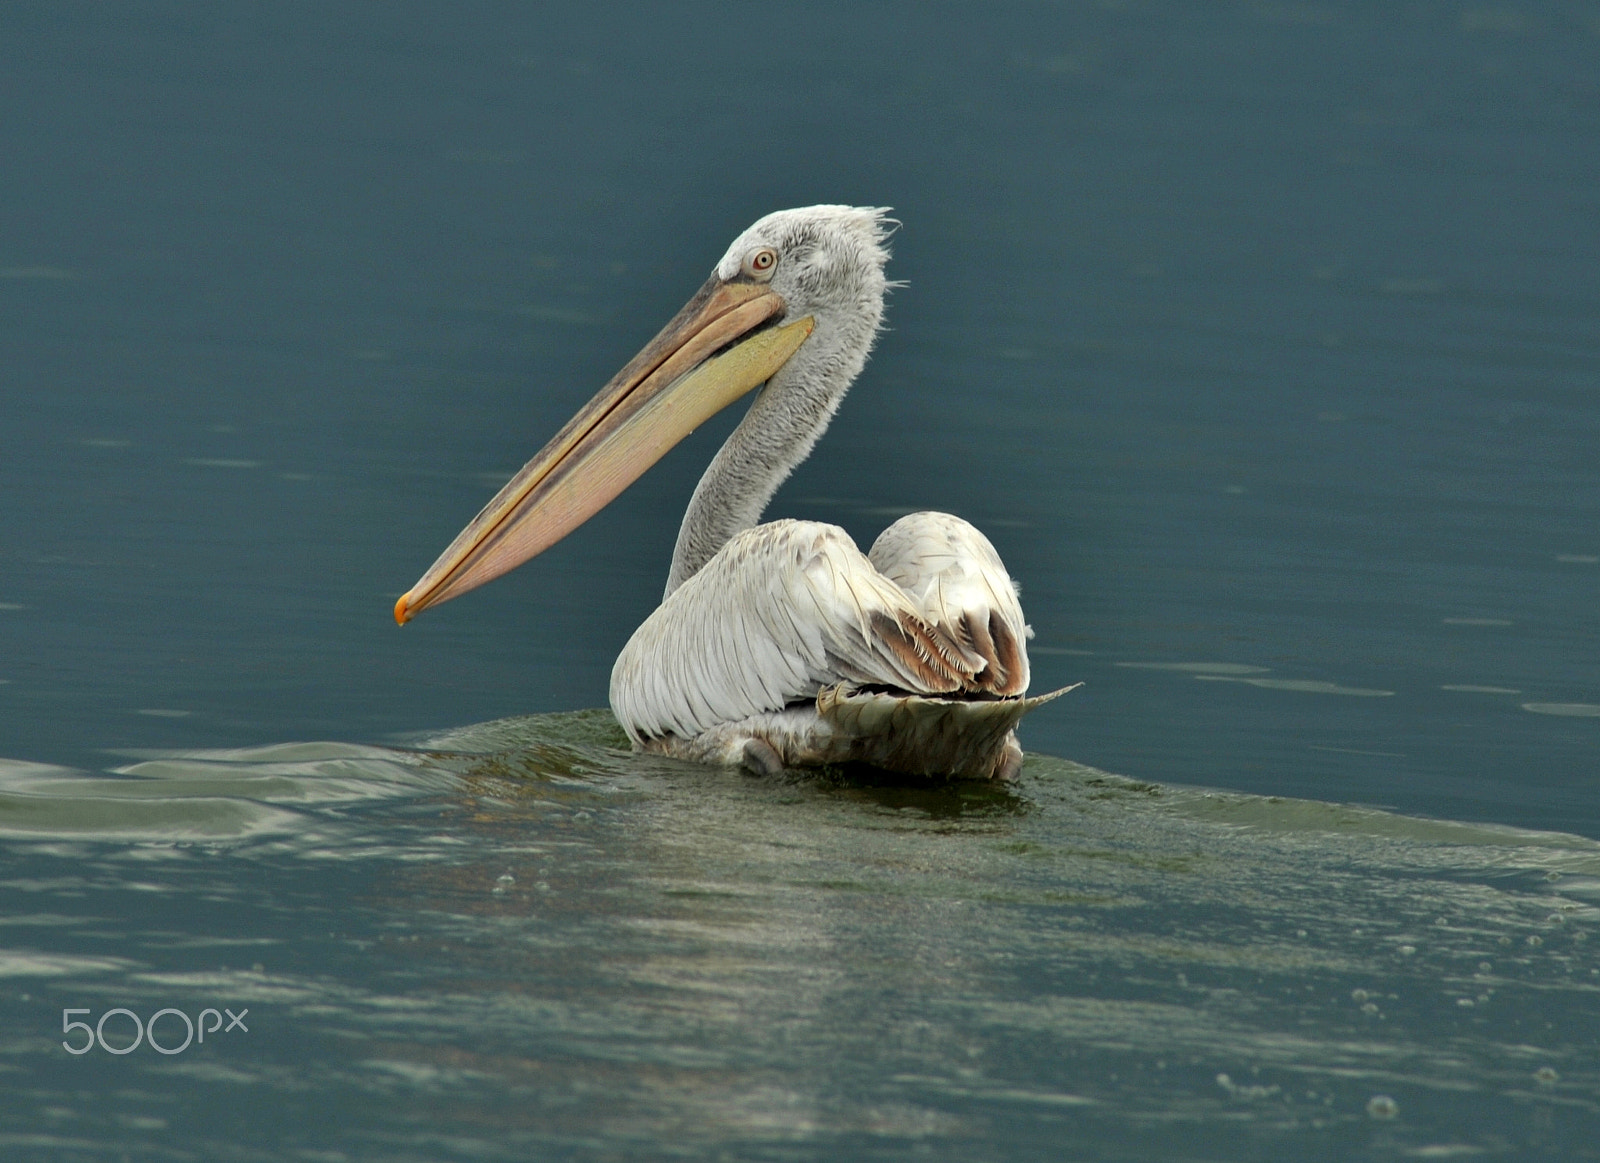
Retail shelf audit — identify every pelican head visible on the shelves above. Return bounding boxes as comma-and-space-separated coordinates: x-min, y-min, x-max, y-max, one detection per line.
395, 205, 895, 623
713, 204, 893, 371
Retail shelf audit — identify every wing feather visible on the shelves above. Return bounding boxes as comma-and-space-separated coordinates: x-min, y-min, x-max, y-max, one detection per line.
610, 519, 978, 742
867, 511, 1033, 696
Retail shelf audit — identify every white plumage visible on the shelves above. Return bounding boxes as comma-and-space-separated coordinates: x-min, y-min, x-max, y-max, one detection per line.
613, 514, 1067, 780
397, 205, 1074, 780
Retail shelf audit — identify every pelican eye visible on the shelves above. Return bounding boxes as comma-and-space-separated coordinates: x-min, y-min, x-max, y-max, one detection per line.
743, 247, 778, 280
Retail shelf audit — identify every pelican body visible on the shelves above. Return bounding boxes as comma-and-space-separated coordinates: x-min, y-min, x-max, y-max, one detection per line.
396, 206, 1071, 780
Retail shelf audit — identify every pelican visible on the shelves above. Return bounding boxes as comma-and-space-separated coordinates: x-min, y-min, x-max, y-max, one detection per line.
395, 206, 1073, 780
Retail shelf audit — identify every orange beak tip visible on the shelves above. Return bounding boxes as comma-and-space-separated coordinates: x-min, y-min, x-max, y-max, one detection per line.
394, 593, 413, 625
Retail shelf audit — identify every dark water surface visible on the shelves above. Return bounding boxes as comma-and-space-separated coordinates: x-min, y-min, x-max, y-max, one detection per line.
2, 2, 1597, 1158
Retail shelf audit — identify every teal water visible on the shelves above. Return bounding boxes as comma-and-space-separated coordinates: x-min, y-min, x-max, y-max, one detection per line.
2, 712, 1596, 1159
2, 1, 1598, 1157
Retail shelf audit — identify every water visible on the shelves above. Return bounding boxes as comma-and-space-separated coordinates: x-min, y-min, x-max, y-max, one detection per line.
2, 2, 1597, 1157
3, 715, 1597, 1159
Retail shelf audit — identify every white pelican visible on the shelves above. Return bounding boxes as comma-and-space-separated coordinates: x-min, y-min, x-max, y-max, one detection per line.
395, 206, 1072, 780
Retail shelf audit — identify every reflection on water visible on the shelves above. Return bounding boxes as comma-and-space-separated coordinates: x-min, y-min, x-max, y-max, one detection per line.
2, 712, 1595, 1160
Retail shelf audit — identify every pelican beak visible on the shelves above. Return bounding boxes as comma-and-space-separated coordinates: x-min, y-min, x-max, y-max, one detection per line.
395, 277, 814, 623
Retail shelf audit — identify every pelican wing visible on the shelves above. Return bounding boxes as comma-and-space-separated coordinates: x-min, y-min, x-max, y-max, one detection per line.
610, 520, 985, 742
867, 511, 1032, 696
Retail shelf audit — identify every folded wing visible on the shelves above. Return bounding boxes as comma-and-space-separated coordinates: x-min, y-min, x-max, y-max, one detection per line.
868, 511, 1032, 696
611, 518, 1005, 743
